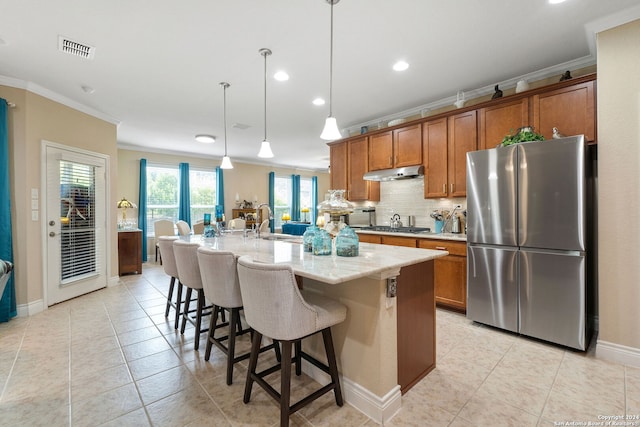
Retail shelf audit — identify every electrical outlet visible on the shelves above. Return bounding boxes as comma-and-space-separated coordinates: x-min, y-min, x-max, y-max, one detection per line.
386, 277, 397, 298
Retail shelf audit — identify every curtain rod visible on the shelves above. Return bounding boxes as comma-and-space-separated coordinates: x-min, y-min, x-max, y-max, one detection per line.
5, 101, 16, 108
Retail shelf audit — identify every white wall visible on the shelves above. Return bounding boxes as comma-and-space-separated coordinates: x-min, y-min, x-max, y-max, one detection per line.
597, 19, 640, 360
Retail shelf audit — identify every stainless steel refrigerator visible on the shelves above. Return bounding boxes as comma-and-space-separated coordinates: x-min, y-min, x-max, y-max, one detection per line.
466, 135, 595, 350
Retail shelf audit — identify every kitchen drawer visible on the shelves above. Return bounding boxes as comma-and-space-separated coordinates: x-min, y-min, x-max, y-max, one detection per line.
381, 236, 417, 247
358, 234, 382, 244
418, 239, 466, 256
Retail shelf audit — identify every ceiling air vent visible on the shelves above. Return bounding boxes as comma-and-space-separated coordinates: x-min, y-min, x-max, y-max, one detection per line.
58, 36, 95, 59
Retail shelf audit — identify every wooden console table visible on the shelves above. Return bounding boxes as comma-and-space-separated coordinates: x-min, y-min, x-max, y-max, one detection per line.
118, 229, 142, 275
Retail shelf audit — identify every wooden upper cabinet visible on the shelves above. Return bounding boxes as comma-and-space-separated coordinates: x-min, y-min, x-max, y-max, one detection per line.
448, 110, 477, 198
348, 137, 374, 201
368, 124, 422, 171
368, 131, 393, 171
532, 80, 596, 142
329, 141, 348, 191
393, 124, 423, 167
423, 118, 448, 198
479, 98, 529, 150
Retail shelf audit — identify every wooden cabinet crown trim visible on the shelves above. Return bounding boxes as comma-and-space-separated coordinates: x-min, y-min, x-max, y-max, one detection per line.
327, 73, 596, 147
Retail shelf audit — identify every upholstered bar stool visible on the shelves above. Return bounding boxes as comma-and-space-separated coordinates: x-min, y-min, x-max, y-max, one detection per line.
173, 240, 212, 350
197, 247, 280, 385
157, 236, 183, 329
236, 255, 347, 427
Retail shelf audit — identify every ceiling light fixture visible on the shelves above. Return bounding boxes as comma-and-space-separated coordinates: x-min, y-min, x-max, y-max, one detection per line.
274, 71, 289, 81
393, 60, 409, 71
548, 0, 567, 3
258, 48, 275, 158
313, 98, 326, 106
195, 134, 215, 143
320, 0, 342, 141
219, 82, 233, 169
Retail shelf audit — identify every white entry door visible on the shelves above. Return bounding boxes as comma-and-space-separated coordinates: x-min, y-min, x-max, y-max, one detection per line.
44, 143, 108, 305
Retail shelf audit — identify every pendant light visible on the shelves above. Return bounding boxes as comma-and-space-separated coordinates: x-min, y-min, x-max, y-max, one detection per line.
258, 48, 275, 158
320, 0, 342, 141
219, 82, 233, 169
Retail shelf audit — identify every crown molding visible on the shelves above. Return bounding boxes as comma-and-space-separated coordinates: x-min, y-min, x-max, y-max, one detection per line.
0, 74, 120, 126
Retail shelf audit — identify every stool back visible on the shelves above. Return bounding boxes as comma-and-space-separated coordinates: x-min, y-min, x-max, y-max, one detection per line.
192, 220, 205, 235
236, 256, 317, 341
197, 248, 242, 309
157, 236, 180, 278
173, 240, 203, 290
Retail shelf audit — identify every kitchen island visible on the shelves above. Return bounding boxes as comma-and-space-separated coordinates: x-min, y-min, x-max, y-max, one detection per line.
182, 232, 447, 423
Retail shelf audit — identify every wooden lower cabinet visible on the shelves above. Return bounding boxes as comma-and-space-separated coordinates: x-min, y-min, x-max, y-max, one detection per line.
118, 230, 142, 276
358, 234, 381, 244
381, 236, 417, 247
418, 239, 467, 312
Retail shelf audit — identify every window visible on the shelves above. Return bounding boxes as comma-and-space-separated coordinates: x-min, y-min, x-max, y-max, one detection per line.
146, 165, 179, 235
273, 175, 291, 229
189, 168, 216, 222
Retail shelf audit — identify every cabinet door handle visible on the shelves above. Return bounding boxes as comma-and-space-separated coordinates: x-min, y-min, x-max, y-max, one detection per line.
389, 156, 393, 166
435, 246, 447, 250
442, 184, 446, 194
450, 184, 454, 193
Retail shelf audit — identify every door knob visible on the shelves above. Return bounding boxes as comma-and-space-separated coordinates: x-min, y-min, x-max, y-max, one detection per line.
49, 231, 56, 237
49, 220, 55, 226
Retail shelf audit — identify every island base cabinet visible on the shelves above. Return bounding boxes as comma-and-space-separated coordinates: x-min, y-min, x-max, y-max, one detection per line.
397, 261, 435, 393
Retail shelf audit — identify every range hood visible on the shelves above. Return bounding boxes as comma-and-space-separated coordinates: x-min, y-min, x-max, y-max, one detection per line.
363, 165, 424, 181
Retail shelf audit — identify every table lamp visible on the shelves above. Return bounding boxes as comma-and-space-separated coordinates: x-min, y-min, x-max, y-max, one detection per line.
117, 197, 137, 227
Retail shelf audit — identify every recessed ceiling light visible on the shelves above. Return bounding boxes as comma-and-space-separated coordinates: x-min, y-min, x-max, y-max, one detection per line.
548, 0, 567, 3
195, 134, 216, 143
274, 71, 289, 81
313, 98, 326, 106
393, 61, 409, 71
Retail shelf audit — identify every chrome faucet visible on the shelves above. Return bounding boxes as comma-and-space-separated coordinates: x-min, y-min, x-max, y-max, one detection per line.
255, 203, 273, 238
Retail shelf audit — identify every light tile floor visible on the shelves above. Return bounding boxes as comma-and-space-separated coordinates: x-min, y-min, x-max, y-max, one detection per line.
1, 263, 638, 426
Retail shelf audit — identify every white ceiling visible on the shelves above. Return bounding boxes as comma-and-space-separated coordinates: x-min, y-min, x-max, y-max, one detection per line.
1, 0, 639, 171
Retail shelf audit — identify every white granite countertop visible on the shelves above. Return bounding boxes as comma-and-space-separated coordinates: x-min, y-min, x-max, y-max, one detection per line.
181, 232, 448, 285
356, 229, 467, 242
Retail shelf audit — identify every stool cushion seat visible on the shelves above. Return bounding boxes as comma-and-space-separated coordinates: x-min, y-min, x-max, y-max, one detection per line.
237, 256, 346, 342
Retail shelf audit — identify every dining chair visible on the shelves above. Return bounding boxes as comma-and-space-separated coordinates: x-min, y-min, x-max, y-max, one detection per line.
154, 219, 175, 264
236, 255, 346, 427
228, 218, 246, 230
176, 220, 191, 236
157, 236, 183, 329
192, 220, 205, 235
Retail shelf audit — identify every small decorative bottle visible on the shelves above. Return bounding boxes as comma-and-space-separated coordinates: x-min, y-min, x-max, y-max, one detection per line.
336, 225, 359, 257
302, 225, 319, 253
312, 228, 332, 256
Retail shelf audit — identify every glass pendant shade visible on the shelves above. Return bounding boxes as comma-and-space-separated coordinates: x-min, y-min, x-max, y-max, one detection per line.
320, 117, 342, 141
258, 140, 274, 158
220, 155, 233, 169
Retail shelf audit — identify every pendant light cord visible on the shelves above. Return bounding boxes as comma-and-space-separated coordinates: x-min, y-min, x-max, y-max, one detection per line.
264, 51, 268, 141
221, 82, 229, 156
328, 0, 334, 117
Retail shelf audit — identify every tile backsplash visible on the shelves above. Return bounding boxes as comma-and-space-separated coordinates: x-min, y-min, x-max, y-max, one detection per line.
350, 179, 466, 231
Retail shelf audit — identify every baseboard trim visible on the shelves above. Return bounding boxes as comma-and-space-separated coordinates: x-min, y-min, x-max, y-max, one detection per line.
302, 361, 402, 424
596, 339, 640, 368
17, 299, 45, 317
108, 275, 121, 287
